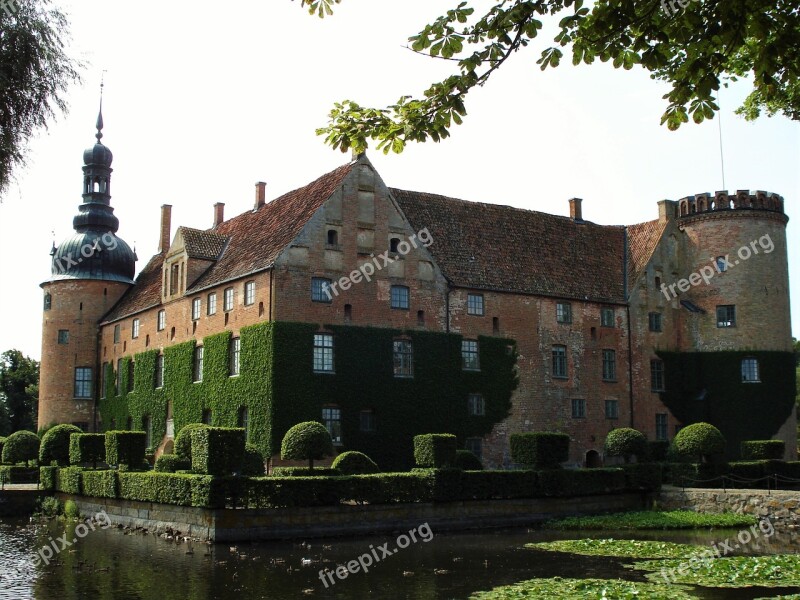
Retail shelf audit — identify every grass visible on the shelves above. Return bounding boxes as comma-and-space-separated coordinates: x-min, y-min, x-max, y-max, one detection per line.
543, 510, 757, 531
527, 538, 704, 559
469, 576, 695, 599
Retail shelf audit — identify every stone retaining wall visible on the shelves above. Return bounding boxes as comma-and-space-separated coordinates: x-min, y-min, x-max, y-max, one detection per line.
56, 491, 651, 543
659, 485, 800, 531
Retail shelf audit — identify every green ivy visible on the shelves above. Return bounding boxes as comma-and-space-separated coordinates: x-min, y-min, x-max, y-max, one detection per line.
658, 351, 796, 459
98, 322, 518, 470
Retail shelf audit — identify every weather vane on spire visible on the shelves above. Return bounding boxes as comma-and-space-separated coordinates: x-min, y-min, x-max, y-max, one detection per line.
96, 70, 107, 142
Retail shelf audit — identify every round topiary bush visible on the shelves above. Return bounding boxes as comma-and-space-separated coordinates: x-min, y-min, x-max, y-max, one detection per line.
1, 430, 40, 466
280, 422, 334, 470
672, 422, 726, 463
332, 450, 379, 475
40, 424, 83, 466
174, 423, 210, 461
454, 449, 483, 470
241, 444, 266, 477
604, 428, 647, 463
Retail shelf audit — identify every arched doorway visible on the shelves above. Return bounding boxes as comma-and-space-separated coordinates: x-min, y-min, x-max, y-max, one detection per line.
585, 450, 603, 468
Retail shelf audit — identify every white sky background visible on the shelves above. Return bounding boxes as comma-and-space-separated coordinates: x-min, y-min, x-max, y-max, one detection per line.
0, 0, 798, 360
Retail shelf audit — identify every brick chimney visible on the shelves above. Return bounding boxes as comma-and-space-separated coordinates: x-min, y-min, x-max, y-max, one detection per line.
158, 204, 172, 253
213, 202, 225, 227
254, 181, 266, 210
658, 199, 678, 223
568, 198, 583, 221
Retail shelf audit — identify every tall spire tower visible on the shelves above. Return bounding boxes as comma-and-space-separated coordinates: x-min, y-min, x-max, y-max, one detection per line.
39, 95, 136, 431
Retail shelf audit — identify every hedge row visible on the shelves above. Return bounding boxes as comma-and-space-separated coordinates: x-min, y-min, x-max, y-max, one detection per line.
48, 465, 659, 509
740, 440, 786, 460
0, 465, 39, 484
665, 460, 800, 488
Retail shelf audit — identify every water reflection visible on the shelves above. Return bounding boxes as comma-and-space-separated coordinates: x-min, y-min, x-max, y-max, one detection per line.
1, 517, 798, 600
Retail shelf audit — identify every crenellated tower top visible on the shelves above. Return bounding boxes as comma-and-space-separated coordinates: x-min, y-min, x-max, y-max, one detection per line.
678, 190, 786, 221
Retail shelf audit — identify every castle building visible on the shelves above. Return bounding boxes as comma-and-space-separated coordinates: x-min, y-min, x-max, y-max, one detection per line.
38, 116, 796, 469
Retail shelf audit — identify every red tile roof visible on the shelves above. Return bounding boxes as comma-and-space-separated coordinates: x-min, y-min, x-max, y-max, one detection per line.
626, 219, 667, 293
179, 227, 229, 260
102, 161, 354, 322
391, 188, 628, 303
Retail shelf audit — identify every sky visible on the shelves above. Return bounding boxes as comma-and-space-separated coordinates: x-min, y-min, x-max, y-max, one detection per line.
1, 0, 798, 360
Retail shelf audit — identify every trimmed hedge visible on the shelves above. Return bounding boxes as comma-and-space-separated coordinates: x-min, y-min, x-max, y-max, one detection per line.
271, 467, 338, 477
537, 468, 626, 496
81, 470, 119, 498
39, 466, 57, 490
454, 449, 483, 471
332, 451, 379, 475
154, 454, 190, 473
280, 422, 334, 469
118, 471, 217, 507
69, 433, 106, 467
105, 431, 147, 468
460, 470, 537, 500
174, 423, 209, 462
241, 445, 266, 477
741, 440, 785, 460
646, 440, 670, 462
413, 434, 457, 468
510, 433, 569, 469
604, 428, 647, 463
671, 422, 726, 462
0, 436, 5, 461
56, 466, 83, 494
2, 430, 40, 466
620, 463, 662, 490
0, 465, 39, 484
190, 427, 246, 477
40, 424, 82, 467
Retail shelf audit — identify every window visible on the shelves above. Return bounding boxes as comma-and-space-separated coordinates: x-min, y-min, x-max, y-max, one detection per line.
389, 237, 400, 253
552, 345, 568, 378
193, 346, 204, 382
229, 337, 240, 376
602, 349, 617, 381
202, 409, 212, 425
390, 285, 409, 310
238, 406, 249, 437
601, 307, 614, 327
393, 339, 413, 377
344, 304, 352, 323
465, 438, 482, 460
224, 287, 234, 311
244, 281, 255, 305
649, 312, 662, 332
360, 409, 376, 432
605, 400, 618, 419
467, 294, 485, 316
656, 414, 668, 441
207, 293, 217, 315
461, 340, 480, 371
327, 229, 339, 246
716, 256, 728, 272
742, 358, 760, 382
143, 416, 152, 449
74, 367, 92, 398
572, 398, 586, 418
311, 277, 333, 303
651, 359, 665, 391
116, 359, 123, 395
191, 298, 201, 321
157, 309, 166, 331
132, 318, 140, 339
716, 305, 736, 327
170, 263, 180, 295
155, 354, 164, 388
43, 293, 52, 310
128, 360, 135, 392
417, 310, 425, 327
114, 324, 120, 343
556, 302, 572, 324
322, 406, 342, 444
57, 330, 69, 344
468, 393, 485, 416
313, 334, 334, 373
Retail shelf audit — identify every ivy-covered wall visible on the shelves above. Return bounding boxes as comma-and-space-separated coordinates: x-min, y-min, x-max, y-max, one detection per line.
658, 351, 796, 458
99, 322, 518, 470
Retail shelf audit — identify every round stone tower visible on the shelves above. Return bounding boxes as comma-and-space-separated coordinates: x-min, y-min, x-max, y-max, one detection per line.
38, 108, 136, 431
676, 190, 791, 352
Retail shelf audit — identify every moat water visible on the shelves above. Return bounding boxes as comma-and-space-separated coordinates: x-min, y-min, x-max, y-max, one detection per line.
1, 517, 799, 599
